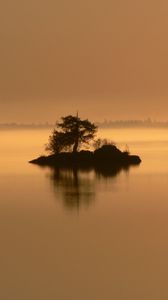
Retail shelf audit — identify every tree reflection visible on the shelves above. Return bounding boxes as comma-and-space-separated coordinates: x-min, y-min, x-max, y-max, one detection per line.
48, 168, 95, 211
47, 164, 138, 211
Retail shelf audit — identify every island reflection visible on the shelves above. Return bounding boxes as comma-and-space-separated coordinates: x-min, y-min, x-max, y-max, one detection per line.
48, 168, 95, 211
46, 164, 136, 211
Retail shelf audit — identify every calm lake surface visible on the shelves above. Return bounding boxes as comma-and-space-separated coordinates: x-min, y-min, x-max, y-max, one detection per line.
1, 128, 168, 300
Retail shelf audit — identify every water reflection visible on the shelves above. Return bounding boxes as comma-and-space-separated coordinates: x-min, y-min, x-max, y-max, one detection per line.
47, 164, 136, 211
94, 163, 130, 178
48, 168, 95, 211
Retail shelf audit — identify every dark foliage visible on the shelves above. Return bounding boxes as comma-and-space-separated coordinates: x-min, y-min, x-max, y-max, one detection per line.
46, 114, 97, 154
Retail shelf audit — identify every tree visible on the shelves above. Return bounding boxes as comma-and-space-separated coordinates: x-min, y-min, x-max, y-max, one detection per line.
46, 114, 97, 154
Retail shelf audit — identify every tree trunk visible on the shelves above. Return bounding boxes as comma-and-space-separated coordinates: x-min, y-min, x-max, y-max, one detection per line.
73, 137, 79, 153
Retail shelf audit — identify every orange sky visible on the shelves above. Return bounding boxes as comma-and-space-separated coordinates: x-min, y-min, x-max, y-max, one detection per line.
0, 0, 168, 122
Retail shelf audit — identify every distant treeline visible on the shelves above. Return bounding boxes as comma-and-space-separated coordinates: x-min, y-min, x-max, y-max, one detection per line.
0, 123, 53, 129
97, 119, 168, 128
1, 119, 168, 129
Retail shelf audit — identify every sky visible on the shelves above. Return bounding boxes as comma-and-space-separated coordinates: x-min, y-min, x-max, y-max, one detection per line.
1, 0, 168, 122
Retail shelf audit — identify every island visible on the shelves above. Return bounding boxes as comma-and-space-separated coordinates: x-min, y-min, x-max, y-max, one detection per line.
29, 144, 141, 168
29, 114, 141, 171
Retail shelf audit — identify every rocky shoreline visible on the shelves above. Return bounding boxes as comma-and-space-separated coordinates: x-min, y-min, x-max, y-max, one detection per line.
29, 144, 141, 169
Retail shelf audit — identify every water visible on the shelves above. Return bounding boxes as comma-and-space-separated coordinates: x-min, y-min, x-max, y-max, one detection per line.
1, 128, 168, 300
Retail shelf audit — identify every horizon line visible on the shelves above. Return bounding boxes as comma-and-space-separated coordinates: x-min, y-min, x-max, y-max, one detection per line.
1, 119, 168, 128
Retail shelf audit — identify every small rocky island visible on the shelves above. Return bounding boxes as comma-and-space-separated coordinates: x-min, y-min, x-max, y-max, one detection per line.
30, 144, 141, 167
29, 114, 141, 170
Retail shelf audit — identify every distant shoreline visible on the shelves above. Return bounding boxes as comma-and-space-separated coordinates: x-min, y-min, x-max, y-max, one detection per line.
1, 120, 168, 129
0, 124, 53, 130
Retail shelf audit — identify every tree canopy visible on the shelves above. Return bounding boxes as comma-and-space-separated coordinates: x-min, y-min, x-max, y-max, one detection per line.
46, 114, 97, 154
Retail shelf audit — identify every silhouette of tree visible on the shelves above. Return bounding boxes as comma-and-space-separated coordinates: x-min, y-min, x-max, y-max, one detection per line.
46, 114, 97, 154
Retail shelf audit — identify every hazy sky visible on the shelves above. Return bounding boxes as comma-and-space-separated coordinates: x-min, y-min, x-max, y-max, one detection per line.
1, 0, 168, 122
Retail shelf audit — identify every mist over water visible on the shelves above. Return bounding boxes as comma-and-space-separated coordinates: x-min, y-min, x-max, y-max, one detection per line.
1, 128, 168, 299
